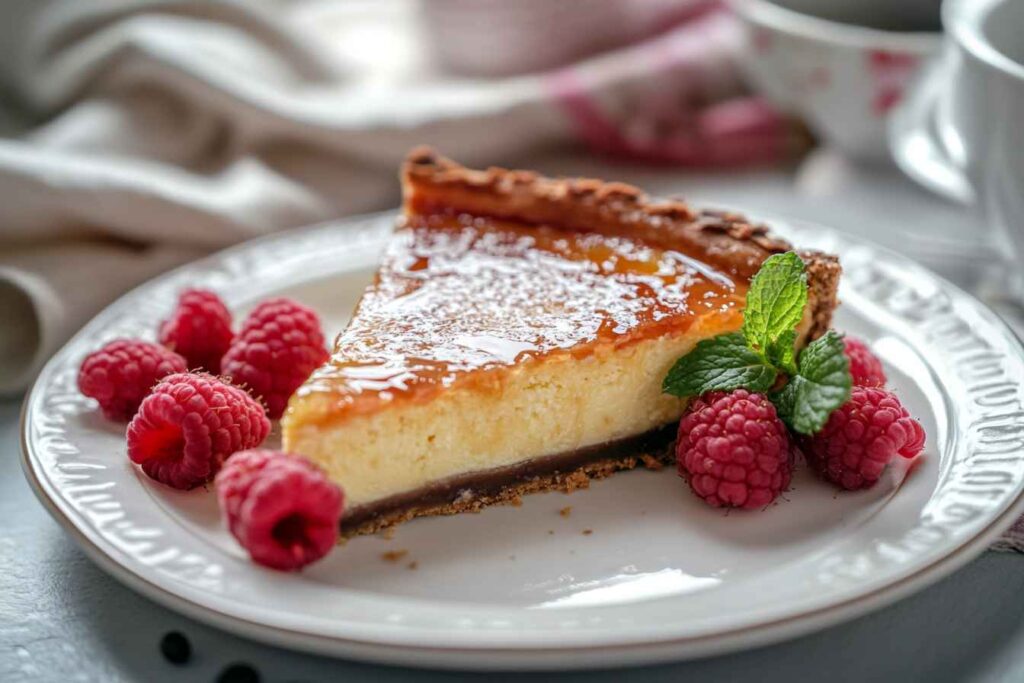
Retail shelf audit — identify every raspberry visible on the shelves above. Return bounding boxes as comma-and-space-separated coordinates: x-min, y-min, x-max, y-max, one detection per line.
221, 298, 329, 419
127, 373, 270, 490
844, 337, 887, 388
159, 289, 234, 374
215, 449, 343, 571
676, 389, 794, 509
803, 387, 925, 490
78, 340, 188, 421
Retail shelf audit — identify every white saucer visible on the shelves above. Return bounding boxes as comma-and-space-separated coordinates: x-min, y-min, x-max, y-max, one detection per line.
21, 211, 1024, 670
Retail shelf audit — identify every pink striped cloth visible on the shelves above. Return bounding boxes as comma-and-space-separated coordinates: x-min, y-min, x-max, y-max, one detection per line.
534, 2, 806, 166
423, 0, 804, 166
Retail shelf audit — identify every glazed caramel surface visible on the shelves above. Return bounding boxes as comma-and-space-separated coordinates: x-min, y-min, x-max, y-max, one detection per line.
296, 213, 747, 418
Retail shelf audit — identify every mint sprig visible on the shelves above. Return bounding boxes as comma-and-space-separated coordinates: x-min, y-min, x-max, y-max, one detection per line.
662, 251, 851, 435
662, 333, 777, 397
742, 251, 807, 366
770, 331, 851, 434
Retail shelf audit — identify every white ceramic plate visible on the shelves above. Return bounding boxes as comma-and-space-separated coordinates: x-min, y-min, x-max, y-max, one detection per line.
21, 211, 1024, 670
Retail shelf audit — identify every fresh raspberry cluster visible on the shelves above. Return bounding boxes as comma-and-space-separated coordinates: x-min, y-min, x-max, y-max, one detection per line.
159, 289, 234, 374
221, 298, 329, 419
78, 340, 187, 421
78, 289, 338, 570
676, 336, 925, 508
127, 373, 270, 490
676, 390, 793, 509
216, 449, 343, 571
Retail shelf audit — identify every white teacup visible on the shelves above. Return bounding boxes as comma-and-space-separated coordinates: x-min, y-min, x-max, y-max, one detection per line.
890, 0, 1024, 294
733, 0, 942, 161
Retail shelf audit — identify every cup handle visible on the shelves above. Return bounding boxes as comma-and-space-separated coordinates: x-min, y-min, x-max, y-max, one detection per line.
889, 59, 975, 205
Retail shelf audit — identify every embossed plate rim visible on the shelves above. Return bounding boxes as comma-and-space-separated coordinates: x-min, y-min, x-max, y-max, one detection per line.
20, 210, 1024, 669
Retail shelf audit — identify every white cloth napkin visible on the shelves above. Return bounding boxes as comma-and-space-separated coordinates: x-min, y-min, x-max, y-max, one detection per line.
0, 0, 786, 394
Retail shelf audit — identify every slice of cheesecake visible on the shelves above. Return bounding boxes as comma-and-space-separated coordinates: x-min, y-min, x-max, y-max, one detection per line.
282, 149, 840, 536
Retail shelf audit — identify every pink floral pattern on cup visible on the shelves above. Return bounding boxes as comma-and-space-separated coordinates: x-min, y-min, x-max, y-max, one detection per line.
733, 0, 940, 159
867, 50, 920, 115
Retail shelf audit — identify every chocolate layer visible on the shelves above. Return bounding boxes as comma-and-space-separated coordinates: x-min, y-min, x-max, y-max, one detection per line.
341, 424, 677, 535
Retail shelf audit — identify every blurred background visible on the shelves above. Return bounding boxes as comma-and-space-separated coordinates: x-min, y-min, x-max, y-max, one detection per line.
0, 0, 992, 395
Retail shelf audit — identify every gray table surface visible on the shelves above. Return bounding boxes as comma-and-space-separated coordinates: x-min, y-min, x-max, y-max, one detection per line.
3, 150, 1023, 682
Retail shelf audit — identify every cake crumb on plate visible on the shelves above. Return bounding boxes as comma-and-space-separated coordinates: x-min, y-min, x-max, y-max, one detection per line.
381, 550, 408, 563
640, 453, 664, 470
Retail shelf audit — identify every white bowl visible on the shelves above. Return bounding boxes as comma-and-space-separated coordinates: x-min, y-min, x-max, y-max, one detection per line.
732, 0, 941, 160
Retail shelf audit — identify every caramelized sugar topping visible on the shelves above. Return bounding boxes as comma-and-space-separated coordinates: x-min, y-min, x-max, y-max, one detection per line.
297, 213, 747, 417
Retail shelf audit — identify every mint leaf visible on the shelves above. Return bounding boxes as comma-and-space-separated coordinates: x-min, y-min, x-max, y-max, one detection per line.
663, 332, 777, 398
771, 330, 851, 434
766, 328, 798, 376
742, 252, 807, 362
